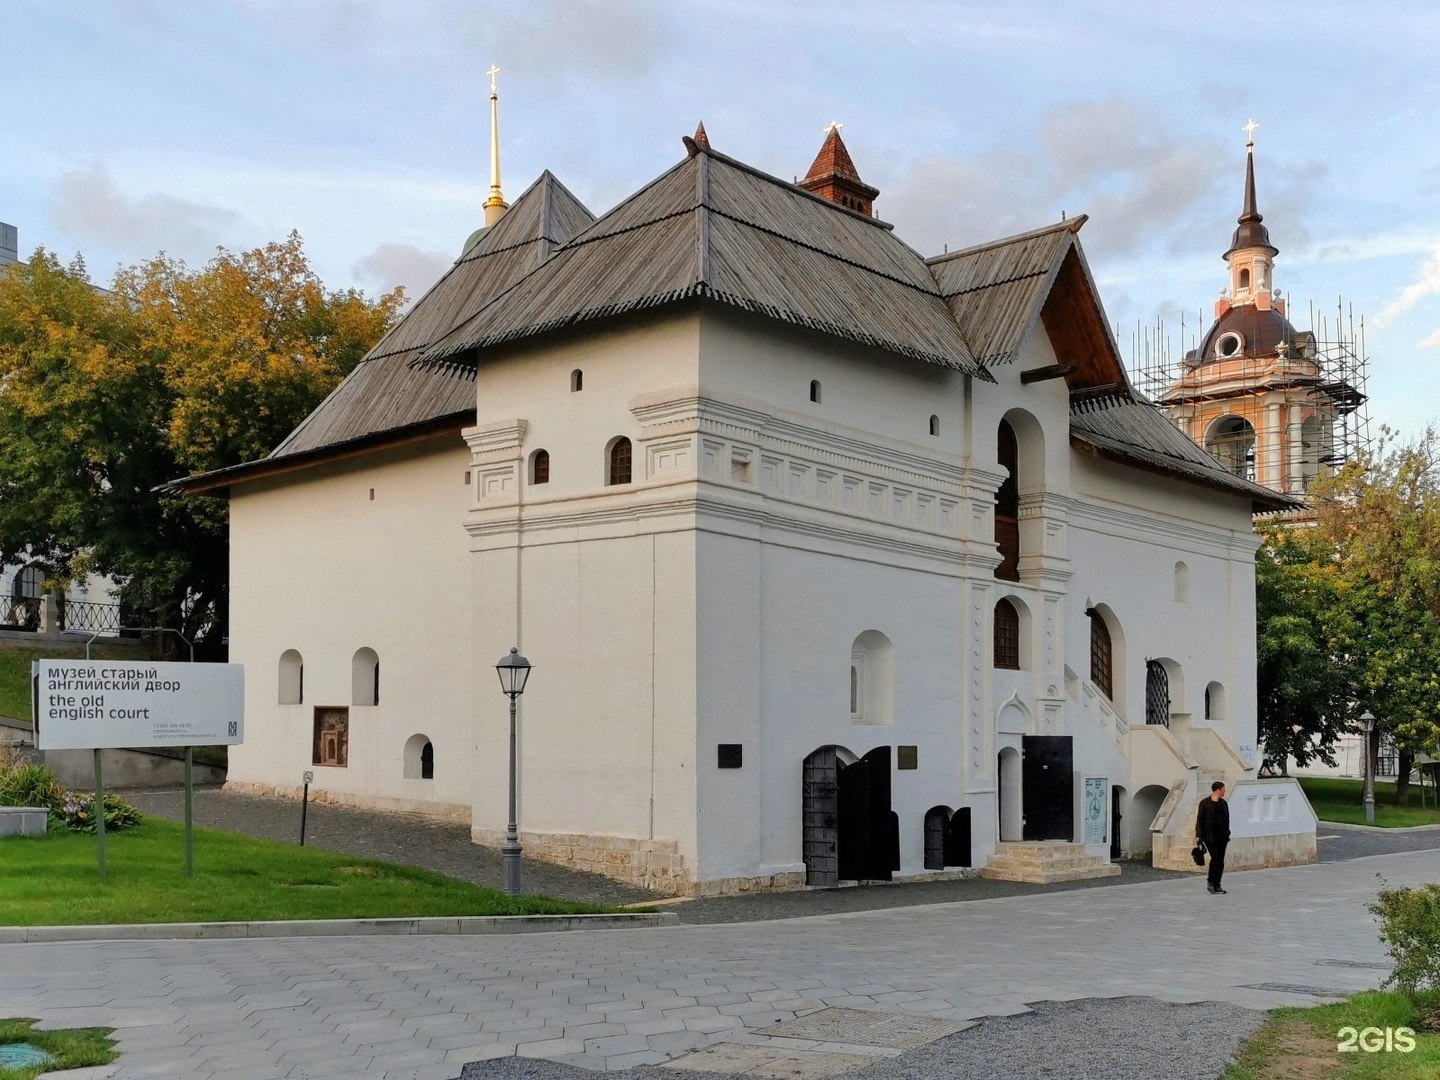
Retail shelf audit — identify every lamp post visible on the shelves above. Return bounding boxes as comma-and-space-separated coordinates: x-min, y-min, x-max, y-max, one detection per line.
1361, 710, 1377, 826
494, 646, 532, 896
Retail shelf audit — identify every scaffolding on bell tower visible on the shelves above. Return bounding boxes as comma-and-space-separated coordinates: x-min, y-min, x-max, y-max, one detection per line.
1125, 295, 1372, 504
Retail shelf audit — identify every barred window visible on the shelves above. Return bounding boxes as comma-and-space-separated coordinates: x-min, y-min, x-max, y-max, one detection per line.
607, 437, 632, 485
1089, 610, 1113, 699
531, 449, 550, 485
994, 600, 1020, 670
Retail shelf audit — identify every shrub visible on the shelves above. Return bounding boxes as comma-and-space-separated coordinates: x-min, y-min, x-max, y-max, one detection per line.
1371, 879, 1440, 997
60, 791, 142, 834
0, 747, 66, 813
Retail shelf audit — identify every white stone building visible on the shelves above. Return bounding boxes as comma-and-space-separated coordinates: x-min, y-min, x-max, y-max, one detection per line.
178, 126, 1317, 894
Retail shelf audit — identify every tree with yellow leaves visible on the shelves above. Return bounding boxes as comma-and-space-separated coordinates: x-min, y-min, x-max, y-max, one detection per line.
0, 234, 402, 652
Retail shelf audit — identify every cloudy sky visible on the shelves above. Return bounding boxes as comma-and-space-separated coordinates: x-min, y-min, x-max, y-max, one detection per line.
6, 1, 1439, 437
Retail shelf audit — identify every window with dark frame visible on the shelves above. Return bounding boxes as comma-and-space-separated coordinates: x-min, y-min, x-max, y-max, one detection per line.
994, 599, 1021, 670
994, 420, 1020, 581
1089, 610, 1113, 700
608, 437, 632, 485
532, 449, 550, 485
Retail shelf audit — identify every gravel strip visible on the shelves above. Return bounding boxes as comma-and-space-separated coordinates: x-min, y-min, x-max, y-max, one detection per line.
459, 997, 1267, 1079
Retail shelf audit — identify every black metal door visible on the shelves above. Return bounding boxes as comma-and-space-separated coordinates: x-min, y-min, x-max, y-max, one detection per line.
923, 807, 947, 870
1022, 735, 1074, 840
947, 807, 972, 868
835, 747, 897, 881
1110, 788, 1122, 860
863, 747, 897, 880
1145, 660, 1170, 727
802, 747, 839, 886
837, 756, 871, 881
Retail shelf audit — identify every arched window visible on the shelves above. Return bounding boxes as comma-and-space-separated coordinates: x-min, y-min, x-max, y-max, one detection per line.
849, 630, 894, 725
607, 437, 632, 485
352, 647, 379, 706
1239, 268, 1251, 291
1089, 610, 1113, 700
994, 420, 1019, 582
1205, 681, 1226, 722
809, 380, 822, 403
994, 599, 1020, 670
1174, 561, 1189, 603
570, 369, 583, 392
929, 414, 940, 437
530, 449, 550, 485
1205, 416, 1256, 479
404, 734, 434, 780
279, 650, 304, 705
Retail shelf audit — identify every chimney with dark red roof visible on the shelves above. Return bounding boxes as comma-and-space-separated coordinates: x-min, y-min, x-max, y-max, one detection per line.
798, 123, 879, 216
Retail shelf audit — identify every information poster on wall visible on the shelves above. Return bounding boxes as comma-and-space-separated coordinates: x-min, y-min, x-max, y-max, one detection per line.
33, 660, 244, 750
1082, 776, 1108, 845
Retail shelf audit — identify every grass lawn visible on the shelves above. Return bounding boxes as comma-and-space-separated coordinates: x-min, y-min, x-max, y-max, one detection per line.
1300, 776, 1440, 828
1223, 989, 1440, 1079
0, 642, 150, 723
0, 1017, 116, 1080
0, 817, 614, 925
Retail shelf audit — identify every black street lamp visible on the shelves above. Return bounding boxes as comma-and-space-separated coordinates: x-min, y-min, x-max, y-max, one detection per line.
1361, 710, 1376, 826
494, 646, 532, 896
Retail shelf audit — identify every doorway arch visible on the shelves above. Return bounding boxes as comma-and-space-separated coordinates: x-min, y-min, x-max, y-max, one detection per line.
1130, 784, 1169, 856
801, 744, 856, 886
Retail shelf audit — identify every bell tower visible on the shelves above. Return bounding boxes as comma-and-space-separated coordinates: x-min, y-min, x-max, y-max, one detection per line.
1155, 121, 1364, 503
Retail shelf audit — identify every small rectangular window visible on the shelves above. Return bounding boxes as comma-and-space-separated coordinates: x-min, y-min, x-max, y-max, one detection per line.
717, 744, 743, 769
897, 745, 918, 770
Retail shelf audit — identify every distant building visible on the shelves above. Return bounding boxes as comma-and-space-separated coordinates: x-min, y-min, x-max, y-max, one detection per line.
0, 221, 18, 267
1148, 131, 1367, 505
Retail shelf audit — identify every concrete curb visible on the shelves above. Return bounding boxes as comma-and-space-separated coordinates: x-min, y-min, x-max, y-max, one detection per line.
0, 910, 678, 944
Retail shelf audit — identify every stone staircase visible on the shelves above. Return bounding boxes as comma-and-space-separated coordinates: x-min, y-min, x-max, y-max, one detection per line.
980, 841, 1122, 884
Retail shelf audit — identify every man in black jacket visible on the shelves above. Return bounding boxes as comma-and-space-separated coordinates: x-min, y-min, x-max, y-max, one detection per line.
1195, 781, 1230, 894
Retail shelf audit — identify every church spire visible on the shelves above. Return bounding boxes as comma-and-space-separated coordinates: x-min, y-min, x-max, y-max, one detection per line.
483, 64, 509, 226
1225, 119, 1276, 260
798, 122, 879, 217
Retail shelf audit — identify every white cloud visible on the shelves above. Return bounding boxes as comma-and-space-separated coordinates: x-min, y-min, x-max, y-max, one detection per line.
46, 162, 243, 264
882, 96, 1231, 260
1374, 242, 1440, 330
1418, 327, 1440, 349
353, 243, 454, 299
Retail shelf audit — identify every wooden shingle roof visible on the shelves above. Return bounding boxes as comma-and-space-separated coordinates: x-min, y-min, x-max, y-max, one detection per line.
422, 141, 988, 379
269, 172, 594, 461
928, 218, 1083, 366
1070, 390, 1299, 512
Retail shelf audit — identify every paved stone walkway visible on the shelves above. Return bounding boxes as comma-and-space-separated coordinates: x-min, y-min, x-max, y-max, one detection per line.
2, 848, 1431, 1079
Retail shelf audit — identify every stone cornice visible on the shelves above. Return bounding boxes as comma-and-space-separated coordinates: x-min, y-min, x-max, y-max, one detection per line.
462, 419, 528, 458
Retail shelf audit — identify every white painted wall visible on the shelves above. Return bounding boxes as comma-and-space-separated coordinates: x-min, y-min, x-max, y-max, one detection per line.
228, 435, 474, 813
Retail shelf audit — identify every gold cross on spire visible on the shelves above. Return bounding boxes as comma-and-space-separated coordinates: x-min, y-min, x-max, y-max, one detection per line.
1242, 118, 1259, 146
487, 64, 501, 96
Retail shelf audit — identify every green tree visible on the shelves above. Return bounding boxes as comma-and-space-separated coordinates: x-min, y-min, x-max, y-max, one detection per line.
1308, 428, 1440, 805
1255, 523, 1354, 772
0, 235, 401, 651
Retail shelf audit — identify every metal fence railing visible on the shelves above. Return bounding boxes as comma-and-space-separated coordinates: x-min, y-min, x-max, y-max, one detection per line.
59, 598, 126, 634
0, 595, 39, 631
